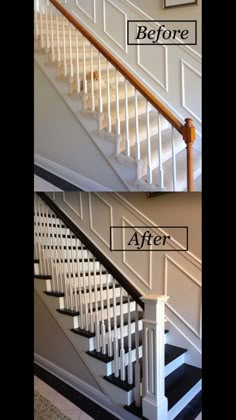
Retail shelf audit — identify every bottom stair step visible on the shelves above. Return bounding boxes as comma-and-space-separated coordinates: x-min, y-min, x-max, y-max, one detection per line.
124, 364, 201, 418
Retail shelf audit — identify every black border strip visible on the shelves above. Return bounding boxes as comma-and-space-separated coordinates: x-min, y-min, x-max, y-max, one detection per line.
110, 226, 188, 251
127, 20, 197, 45
34, 164, 82, 191
37, 193, 144, 309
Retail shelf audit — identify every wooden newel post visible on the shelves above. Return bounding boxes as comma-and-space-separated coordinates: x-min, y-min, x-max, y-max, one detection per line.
182, 118, 196, 192
141, 294, 169, 420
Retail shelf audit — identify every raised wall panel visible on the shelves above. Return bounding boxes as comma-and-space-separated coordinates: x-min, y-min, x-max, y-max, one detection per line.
164, 255, 201, 337
122, 217, 152, 290
75, 0, 96, 23
63, 192, 83, 220
88, 193, 113, 248
103, 0, 128, 53
137, 39, 168, 91
181, 59, 201, 123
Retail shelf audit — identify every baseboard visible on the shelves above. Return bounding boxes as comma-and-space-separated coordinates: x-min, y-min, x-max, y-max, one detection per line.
34, 154, 109, 191
34, 352, 122, 419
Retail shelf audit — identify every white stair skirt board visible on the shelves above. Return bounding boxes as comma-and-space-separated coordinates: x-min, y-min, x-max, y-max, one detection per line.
34, 175, 62, 191
34, 353, 124, 419
34, 33, 201, 191
34, 154, 110, 191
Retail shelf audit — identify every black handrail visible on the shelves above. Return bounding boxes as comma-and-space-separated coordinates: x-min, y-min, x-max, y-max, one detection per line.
37, 193, 144, 309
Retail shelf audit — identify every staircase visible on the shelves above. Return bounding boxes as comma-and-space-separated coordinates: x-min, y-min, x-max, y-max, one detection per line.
34, 0, 201, 192
34, 193, 202, 419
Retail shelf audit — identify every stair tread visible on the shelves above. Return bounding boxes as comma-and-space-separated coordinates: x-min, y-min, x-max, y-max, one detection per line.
57, 308, 80, 317
44, 291, 64, 298
34, 274, 51, 280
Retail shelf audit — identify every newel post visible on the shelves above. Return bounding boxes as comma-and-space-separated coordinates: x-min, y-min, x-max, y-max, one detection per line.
182, 118, 196, 192
141, 294, 169, 420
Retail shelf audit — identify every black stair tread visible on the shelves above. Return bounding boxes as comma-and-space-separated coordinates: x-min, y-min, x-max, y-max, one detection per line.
44, 291, 65, 298
166, 364, 201, 410
34, 274, 51, 280
57, 308, 80, 317
71, 327, 96, 339
124, 401, 147, 419
80, 283, 118, 294
55, 258, 97, 263
66, 270, 107, 278
165, 344, 187, 366
34, 259, 39, 263
105, 311, 143, 329
104, 373, 135, 392
173, 390, 201, 420
89, 296, 133, 313
42, 245, 87, 250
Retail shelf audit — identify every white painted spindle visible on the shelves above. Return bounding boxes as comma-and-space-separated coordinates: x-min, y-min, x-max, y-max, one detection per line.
48, 208, 60, 292
106, 272, 112, 357
70, 234, 78, 312
62, 17, 67, 77
76, 240, 84, 329
120, 287, 125, 381
69, 23, 73, 78
90, 44, 95, 112
94, 256, 100, 352
88, 251, 94, 333
50, 9, 55, 62
125, 79, 130, 157
39, 3, 44, 49
127, 295, 133, 385
146, 101, 152, 184
100, 264, 106, 355
75, 33, 80, 93
81, 245, 89, 331
115, 70, 121, 135
59, 220, 69, 308
113, 278, 119, 377
171, 127, 177, 191
135, 90, 140, 161
98, 52, 103, 113
56, 13, 61, 63
106, 61, 112, 133
157, 112, 164, 189
134, 302, 141, 407
56, 220, 64, 294
45, 4, 49, 50
82, 38, 87, 94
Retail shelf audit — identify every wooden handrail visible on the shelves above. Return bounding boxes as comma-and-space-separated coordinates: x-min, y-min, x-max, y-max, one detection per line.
49, 0, 183, 134
38, 193, 144, 309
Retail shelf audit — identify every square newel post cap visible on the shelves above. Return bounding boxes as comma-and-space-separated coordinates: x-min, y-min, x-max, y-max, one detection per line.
141, 294, 169, 304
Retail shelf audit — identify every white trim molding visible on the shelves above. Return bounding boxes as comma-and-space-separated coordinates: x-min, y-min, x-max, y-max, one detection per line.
63, 192, 84, 220
181, 59, 202, 123
88, 192, 114, 248
103, 0, 128, 54
75, 0, 96, 24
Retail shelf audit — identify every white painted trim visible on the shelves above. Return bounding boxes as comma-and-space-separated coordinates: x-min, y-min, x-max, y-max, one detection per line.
34, 153, 109, 191
119, 0, 201, 61
166, 314, 201, 353
103, 0, 128, 54
63, 192, 83, 220
34, 353, 122, 419
112, 193, 202, 268
137, 36, 168, 92
181, 59, 202, 123
75, 0, 96, 24
88, 192, 113, 248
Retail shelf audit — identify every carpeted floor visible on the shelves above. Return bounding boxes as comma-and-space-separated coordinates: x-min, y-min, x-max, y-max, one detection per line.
34, 390, 71, 419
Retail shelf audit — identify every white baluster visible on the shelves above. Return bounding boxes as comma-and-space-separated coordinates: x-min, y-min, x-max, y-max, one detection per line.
171, 127, 177, 191
125, 79, 130, 157
141, 295, 169, 420
45, 3, 49, 50
56, 13, 61, 63
157, 112, 164, 189
135, 90, 140, 161
146, 100, 152, 185
69, 23, 74, 78
62, 17, 67, 77
90, 44, 95, 112
134, 303, 141, 407
35, 8, 39, 37
106, 61, 112, 133
75, 33, 80, 93
82, 38, 87, 94
43, 204, 53, 285
50, 8, 55, 62
100, 264, 106, 355
98, 52, 103, 114
88, 251, 94, 333
81, 244, 89, 331
70, 234, 78, 312
39, 3, 44, 49
115, 70, 120, 135
94, 256, 100, 352
106, 271, 112, 357
55, 220, 64, 293
113, 278, 119, 377
127, 296, 133, 385
120, 287, 125, 381
65, 229, 73, 310
76, 240, 84, 329
47, 206, 59, 292
59, 220, 69, 308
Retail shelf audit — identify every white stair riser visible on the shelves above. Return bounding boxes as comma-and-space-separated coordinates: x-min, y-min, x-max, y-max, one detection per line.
168, 380, 202, 420
34, 262, 40, 275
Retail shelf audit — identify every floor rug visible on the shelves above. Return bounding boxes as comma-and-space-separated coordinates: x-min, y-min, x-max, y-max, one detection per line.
34, 390, 71, 419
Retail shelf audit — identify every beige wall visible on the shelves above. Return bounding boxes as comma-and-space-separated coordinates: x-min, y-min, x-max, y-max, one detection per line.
118, 192, 201, 259
34, 291, 102, 391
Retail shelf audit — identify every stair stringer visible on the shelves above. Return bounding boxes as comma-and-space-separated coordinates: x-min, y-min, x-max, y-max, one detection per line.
34, 278, 141, 419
